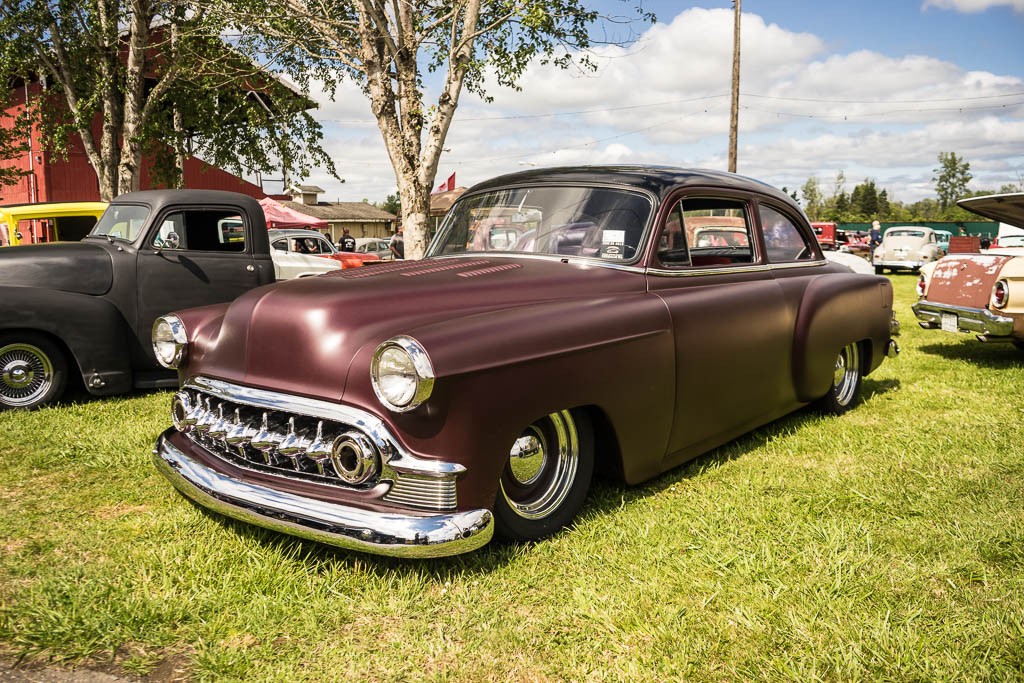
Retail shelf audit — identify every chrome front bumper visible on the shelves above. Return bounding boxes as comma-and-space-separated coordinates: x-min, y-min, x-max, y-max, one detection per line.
153, 431, 494, 558
912, 300, 1015, 340
875, 259, 925, 270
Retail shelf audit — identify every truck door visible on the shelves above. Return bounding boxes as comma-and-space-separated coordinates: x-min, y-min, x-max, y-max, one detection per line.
135, 208, 266, 368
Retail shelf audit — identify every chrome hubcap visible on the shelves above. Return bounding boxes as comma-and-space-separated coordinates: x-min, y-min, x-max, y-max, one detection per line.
832, 343, 860, 406
0, 343, 54, 407
501, 410, 578, 520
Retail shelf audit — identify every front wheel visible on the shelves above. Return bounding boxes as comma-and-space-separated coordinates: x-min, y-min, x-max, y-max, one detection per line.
0, 333, 68, 410
494, 409, 594, 542
817, 342, 862, 415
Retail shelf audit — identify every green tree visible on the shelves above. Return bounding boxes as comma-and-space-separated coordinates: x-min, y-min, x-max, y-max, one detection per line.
933, 152, 972, 213
378, 192, 401, 216
0, 0, 331, 199
800, 176, 823, 220
228, 1, 654, 259
850, 179, 879, 220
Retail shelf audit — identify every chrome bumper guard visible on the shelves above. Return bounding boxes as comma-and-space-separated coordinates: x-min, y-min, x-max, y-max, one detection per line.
876, 259, 925, 270
154, 431, 494, 558
912, 301, 1015, 339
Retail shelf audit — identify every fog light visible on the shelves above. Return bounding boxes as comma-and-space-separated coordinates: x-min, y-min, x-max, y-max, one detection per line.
171, 391, 196, 432
331, 431, 379, 485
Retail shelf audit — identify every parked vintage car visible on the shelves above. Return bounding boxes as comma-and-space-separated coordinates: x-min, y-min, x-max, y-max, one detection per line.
0, 190, 279, 410
0, 201, 109, 246
913, 193, 1024, 349
871, 226, 944, 274
269, 229, 378, 278
933, 229, 953, 255
151, 166, 900, 558
354, 237, 394, 261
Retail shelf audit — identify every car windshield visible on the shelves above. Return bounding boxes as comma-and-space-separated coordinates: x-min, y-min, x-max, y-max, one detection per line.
428, 186, 653, 262
887, 230, 925, 239
89, 204, 150, 242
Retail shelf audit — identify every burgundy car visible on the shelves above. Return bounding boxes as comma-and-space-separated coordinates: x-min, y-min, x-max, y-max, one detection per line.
152, 167, 900, 557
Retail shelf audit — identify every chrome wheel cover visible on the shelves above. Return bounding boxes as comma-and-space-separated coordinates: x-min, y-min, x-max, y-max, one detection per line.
500, 410, 579, 520
832, 343, 861, 406
0, 342, 54, 407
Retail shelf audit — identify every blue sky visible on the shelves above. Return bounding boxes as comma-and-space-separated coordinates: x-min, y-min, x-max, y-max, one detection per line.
292, 0, 1024, 206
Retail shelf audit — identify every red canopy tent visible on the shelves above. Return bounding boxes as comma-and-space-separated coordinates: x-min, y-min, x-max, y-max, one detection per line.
258, 197, 328, 229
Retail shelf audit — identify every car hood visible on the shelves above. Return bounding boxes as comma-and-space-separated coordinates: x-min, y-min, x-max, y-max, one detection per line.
0, 241, 113, 295
190, 256, 642, 402
924, 253, 1014, 308
958, 193, 1024, 228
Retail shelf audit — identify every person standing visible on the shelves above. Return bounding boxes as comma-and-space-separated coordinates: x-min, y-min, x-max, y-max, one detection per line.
339, 227, 356, 252
389, 226, 405, 260
869, 220, 882, 254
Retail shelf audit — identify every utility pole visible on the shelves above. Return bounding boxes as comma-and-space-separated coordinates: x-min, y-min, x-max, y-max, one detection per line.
728, 0, 741, 173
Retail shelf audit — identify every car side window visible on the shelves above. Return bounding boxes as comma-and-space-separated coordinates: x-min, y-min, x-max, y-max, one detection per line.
656, 197, 754, 269
151, 210, 246, 252
271, 239, 287, 252
759, 205, 814, 262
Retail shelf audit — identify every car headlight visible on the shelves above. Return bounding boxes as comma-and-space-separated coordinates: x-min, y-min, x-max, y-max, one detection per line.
152, 315, 188, 369
370, 336, 434, 412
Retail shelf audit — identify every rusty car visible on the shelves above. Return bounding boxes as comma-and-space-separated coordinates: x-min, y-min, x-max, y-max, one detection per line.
913, 192, 1024, 349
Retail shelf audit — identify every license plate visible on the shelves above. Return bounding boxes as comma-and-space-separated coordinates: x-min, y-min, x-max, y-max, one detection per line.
941, 313, 958, 333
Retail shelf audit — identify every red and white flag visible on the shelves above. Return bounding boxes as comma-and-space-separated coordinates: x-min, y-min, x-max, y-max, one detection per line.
433, 172, 456, 194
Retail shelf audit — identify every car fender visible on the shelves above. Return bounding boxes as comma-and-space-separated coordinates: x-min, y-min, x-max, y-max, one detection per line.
791, 274, 893, 402
0, 285, 133, 395
355, 293, 677, 504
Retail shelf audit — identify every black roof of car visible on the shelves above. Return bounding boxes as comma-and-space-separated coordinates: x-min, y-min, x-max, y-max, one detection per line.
467, 165, 797, 206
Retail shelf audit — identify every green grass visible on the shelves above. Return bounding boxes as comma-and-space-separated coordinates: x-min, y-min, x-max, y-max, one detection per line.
2, 275, 1023, 681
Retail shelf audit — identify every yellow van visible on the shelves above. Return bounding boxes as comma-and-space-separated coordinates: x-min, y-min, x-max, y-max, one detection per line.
0, 201, 109, 246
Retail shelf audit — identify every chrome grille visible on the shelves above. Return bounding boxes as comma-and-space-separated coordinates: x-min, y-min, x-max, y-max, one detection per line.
171, 379, 460, 511
386, 476, 458, 510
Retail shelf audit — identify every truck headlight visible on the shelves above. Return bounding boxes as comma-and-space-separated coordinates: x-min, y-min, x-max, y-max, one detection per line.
152, 315, 188, 369
371, 336, 434, 412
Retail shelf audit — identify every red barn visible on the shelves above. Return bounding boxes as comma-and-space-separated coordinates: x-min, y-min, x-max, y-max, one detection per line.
1, 78, 269, 206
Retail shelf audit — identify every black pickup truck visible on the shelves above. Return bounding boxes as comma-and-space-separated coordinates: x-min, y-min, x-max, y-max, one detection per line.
0, 190, 276, 410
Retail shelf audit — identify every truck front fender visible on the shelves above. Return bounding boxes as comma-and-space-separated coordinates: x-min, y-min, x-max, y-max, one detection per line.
0, 286, 133, 395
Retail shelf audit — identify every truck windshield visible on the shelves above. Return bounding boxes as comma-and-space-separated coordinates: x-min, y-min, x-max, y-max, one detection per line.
89, 204, 150, 242
428, 186, 652, 263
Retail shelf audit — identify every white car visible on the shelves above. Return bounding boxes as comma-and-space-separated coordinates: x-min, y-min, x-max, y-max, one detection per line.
354, 237, 394, 261
269, 229, 343, 280
872, 226, 944, 274
825, 250, 874, 274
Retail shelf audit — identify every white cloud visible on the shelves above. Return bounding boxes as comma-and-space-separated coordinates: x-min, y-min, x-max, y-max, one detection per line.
296, 6, 1023, 205
922, 0, 1024, 13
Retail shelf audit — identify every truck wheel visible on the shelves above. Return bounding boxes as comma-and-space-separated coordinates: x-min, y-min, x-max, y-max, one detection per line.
874, 266, 885, 275
817, 342, 862, 416
494, 409, 594, 542
0, 334, 68, 410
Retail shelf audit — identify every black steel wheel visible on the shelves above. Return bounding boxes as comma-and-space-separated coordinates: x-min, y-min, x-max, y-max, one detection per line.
0, 333, 68, 410
817, 342, 862, 415
494, 409, 594, 542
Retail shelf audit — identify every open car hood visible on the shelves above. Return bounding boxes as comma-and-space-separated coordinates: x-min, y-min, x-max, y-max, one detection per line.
958, 193, 1024, 228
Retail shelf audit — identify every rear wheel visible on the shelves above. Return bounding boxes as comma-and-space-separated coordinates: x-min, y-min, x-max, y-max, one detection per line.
817, 342, 862, 415
494, 409, 594, 542
874, 265, 885, 275
0, 333, 68, 410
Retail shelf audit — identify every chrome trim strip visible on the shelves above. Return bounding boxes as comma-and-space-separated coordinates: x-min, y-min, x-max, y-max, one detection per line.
154, 432, 493, 558
189, 377, 465, 478
911, 301, 1014, 337
645, 260, 827, 278
428, 252, 648, 274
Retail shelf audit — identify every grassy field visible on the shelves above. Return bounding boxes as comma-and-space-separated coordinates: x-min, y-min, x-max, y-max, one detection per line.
1, 274, 1022, 682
